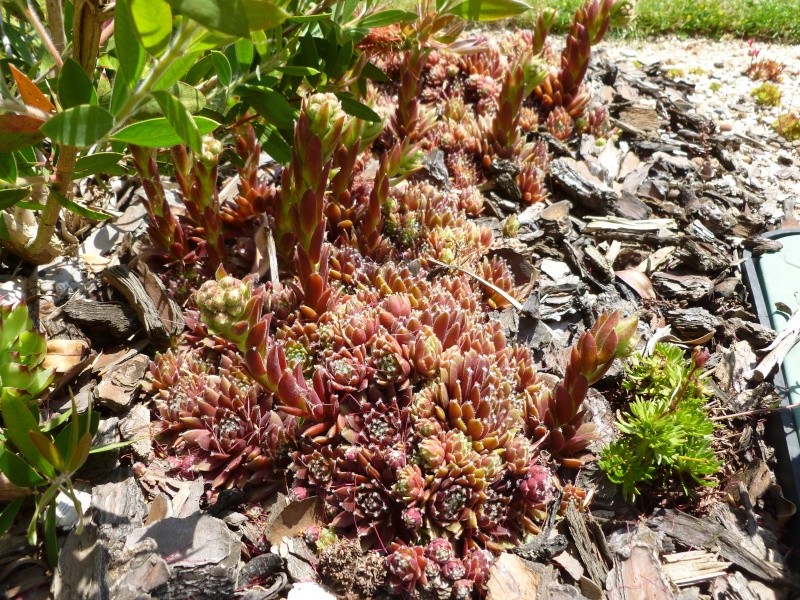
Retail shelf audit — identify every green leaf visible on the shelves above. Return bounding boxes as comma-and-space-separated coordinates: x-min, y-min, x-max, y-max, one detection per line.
133, 82, 206, 118
446, 0, 531, 21
236, 86, 296, 131
331, 39, 354, 80
241, 0, 289, 31
28, 431, 65, 473
112, 116, 219, 147
88, 439, 136, 454
336, 94, 381, 122
168, 0, 250, 37
210, 51, 232, 86
110, 70, 132, 116
129, 0, 173, 56
114, 0, 147, 85
0, 115, 45, 153
362, 62, 389, 82
40, 105, 114, 148
50, 189, 113, 220
151, 91, 201, 153
68, 432, 92, 473
286, 13, 333, 23
0, 395, 54, 479
44, 503, 58, 567
262, 126, 291, 164
0, 187, 31, 210
235, 39, 254, 70
73, 152, 126, 178
28, 482, 60, 546
58, 58, 97, 109
14, 201, 45, 212
0, 498, 26, 536
274, 66, 320, 77
358, 9, 417, 28
152, 51, 202, 91
0, 153, 18, 184
0, 449, 45, 487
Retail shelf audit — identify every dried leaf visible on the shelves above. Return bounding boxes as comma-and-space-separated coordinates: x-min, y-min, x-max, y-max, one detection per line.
615, 269, 656, 299
264, 494, 323, 546
9, 65, 56, 113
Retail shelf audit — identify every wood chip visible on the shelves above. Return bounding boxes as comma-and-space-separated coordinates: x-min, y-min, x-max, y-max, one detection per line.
486, 554, 549, 600
607, 524, 674, 600
662, 550, 732, 587
750, 307, 800, 381
550, 157, 619, 213
650, 509, 795, 587
103, 265, 171, 347
583, 216, 676, 233
565, 503, 608, 588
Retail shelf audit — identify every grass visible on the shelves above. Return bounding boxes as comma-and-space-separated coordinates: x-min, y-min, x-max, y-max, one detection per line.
396, 0, 800, 43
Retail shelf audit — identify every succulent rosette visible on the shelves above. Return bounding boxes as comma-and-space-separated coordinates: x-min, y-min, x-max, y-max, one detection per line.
150, 349, 293, 494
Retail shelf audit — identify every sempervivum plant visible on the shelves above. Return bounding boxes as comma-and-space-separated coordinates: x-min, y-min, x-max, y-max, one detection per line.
0, 304, 54, 413
185, 263, 637, 594
145, 1, 635, 596
149, 348, 294, 497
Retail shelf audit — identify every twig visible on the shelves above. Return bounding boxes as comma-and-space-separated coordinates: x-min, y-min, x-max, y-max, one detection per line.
750, 308, 800, 381
45, 0, 66, 55
711, 400, 800, 422
23, 0, 63, 69
426, 256, 524, 311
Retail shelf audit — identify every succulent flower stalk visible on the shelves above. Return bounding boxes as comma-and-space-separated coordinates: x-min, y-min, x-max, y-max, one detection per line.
529, 311, 639, 457
129, 144, 188, 265
172, 140, 226, 273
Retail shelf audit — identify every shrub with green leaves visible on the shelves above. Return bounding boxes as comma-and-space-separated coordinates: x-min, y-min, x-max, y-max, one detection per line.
599, 343, 720, 500
0, 0, 395, 264
0, 393, 99, 566
0, 304, 54, 411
